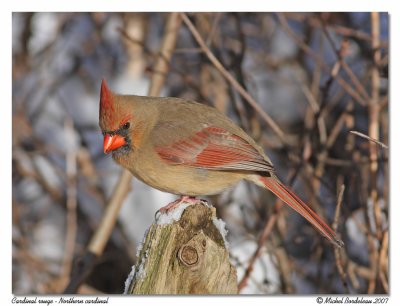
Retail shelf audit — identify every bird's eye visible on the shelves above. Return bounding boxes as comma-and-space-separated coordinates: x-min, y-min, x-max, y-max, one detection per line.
123, 122, 130, 130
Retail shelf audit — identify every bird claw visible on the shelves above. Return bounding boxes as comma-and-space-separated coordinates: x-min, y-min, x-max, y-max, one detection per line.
154, 196, 199, 220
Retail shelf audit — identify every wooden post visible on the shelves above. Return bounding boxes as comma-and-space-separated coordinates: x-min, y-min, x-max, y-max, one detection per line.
125, 200, 238, 294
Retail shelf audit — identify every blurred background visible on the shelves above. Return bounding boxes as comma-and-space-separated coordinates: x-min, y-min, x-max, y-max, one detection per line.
12, 12, 388, 294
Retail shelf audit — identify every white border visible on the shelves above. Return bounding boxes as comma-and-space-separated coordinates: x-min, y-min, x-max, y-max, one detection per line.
7, 0, 393, 12
3, 1, 398, 306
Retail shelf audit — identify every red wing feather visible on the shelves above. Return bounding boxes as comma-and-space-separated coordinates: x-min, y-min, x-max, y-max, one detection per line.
155, 126, 273, 172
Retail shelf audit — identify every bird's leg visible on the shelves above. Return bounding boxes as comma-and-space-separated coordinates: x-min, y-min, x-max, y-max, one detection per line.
158, 195, 198, 214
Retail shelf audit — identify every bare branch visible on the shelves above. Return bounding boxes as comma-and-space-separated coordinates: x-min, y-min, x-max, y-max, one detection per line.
350, 130, 388, 149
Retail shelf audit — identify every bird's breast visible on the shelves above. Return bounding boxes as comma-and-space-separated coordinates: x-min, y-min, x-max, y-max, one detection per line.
126, 149, 243, 196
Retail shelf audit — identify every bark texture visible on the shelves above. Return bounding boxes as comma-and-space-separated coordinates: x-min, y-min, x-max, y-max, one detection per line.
125, 201, 238, 294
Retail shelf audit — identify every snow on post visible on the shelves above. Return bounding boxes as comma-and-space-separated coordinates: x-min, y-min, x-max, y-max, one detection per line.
124, 199, 237, 294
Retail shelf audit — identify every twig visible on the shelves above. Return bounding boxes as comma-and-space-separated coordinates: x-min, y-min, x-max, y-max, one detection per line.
379, 95, 388, 110
273, 245, 294, 293
295, 73, 327, 145
180, 13, 288, 146
369, 10, 381, 168
378, 230, 389, 293
237, 203, 282, 291
367, 236, 378, 293
361, 13, 382, 294
238, 167, 301, 292
276, 13, 367, 107
349, 130, 388, 149
333, 184, 349, 293
148, 13, 182, 96
333, 184, 345, 232
205, 13, 222, 45
284, 13, 388, 48
311, 101, 352, 196
88, 170, 132, 255
319, 20, 371, 103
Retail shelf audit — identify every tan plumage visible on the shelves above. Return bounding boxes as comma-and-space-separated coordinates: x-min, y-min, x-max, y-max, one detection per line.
99, 79, 344, 248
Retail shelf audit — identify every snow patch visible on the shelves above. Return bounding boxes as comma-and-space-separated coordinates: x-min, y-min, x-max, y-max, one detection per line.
125, 228, 152, 294
29, 13, 58, 55
212, 217, 229, 249
135, 242, 143, 258
135, 228, 148, 258
124, 247, 149, 293
136, 260, 147, 280
230, 240, 280, 294
155, 202, 192, 225
346, 210, 367, 247
123, 266, 136, 294
155, 199, 212, 225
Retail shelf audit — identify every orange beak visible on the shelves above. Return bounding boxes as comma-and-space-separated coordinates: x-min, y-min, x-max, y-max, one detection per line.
103, 134, 126, 154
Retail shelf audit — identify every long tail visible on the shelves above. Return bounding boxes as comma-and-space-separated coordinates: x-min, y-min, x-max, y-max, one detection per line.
259, 176, 344, 248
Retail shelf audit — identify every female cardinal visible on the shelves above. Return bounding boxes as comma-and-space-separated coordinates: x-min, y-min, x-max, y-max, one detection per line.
99, 79, 343, 248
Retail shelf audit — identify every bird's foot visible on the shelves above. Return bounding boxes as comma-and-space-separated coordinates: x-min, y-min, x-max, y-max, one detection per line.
158, 196, 198, 214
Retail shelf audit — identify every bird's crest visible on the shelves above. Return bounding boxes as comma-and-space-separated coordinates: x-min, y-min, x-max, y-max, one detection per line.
99, 79, 118, 129
100, 79, 114, 113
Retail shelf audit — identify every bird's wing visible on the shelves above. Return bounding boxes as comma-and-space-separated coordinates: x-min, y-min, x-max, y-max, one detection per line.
154, 125, 274, 172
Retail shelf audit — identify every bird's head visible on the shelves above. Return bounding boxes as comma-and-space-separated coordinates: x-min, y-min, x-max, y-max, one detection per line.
99, 79, 133, 156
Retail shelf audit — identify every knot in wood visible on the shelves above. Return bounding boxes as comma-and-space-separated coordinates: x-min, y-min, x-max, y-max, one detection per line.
178, 245, 198, 267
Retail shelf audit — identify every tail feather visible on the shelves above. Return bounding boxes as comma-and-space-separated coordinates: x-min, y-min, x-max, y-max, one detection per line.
260, 176, 344, 248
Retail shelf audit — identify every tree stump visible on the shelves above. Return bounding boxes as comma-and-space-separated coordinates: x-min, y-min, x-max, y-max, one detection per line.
124, 200, 238, 294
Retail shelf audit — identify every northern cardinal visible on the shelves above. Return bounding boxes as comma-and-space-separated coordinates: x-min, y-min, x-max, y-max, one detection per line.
99, 79, 343, 248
